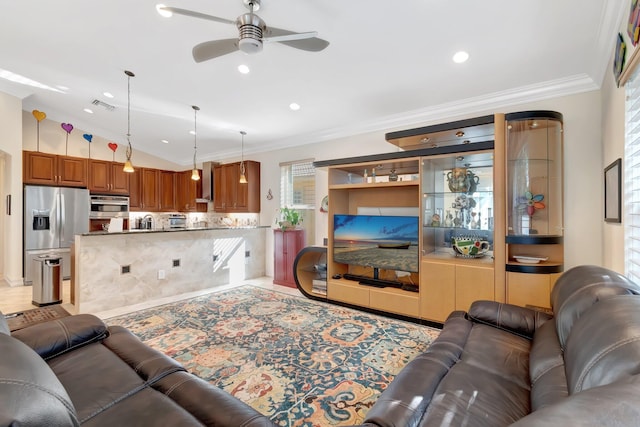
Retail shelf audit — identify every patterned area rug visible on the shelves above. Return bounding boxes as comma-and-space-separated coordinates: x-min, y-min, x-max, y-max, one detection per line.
107, 286, 440, 426
5, 305, 70, 331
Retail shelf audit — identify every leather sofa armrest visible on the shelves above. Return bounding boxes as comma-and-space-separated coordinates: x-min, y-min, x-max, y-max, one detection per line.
11, 314, 108, 360
511, 375, 640, 426
467, 300, 552, 339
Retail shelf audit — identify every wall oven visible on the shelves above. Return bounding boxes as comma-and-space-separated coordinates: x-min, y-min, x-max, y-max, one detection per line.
90, 195, 130, 218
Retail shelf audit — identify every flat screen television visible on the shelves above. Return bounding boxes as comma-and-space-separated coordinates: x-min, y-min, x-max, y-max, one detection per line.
333, 214, 420, 276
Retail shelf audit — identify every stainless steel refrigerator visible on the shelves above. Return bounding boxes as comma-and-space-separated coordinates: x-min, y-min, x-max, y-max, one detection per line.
24, 185, 89, 284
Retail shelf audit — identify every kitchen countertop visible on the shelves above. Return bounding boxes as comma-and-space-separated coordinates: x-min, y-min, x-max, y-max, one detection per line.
82, 225, 269, 236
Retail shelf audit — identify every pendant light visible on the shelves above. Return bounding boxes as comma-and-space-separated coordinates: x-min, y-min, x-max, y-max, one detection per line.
191, 105, 200, 181
239, 131, 248, 184
123, 70, 135, 173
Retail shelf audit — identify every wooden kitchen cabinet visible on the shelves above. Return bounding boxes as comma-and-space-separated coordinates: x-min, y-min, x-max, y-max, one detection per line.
176, 170, 207, 212
274, 229, 306, 287
129, 168, 142, 210
159, 170, 176, 211
141, 169, 160, 211
213, 161, 260, 213
23, 151, 87, 187
88, 159, 129, 195
129, 168, 160, 212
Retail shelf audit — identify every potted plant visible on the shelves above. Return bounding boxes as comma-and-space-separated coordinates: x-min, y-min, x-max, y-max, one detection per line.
275, 207, 303, 231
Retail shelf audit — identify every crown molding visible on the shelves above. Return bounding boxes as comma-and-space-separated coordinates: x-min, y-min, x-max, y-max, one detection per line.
265, 73, 599, 155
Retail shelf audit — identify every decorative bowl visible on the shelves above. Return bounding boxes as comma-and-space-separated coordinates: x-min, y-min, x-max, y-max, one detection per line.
451, 236, 490, 258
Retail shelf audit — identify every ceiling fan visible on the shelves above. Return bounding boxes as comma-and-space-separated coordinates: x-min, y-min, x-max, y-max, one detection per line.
158, 0, 330, 63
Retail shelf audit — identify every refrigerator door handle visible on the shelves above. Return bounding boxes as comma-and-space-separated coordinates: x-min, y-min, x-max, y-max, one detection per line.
59, 193, 65, 238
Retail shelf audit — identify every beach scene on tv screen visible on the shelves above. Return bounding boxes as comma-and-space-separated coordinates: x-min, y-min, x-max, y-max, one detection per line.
333, 215, 419, 273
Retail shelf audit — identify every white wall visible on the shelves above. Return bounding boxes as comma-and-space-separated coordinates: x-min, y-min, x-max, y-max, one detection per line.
601, 50, 626, 274
0, 92, 24, 285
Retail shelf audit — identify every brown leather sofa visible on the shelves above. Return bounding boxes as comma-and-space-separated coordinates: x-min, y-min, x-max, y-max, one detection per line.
4, 265, 640, 426
357, 265, 640, 426
0, 312, 276, 426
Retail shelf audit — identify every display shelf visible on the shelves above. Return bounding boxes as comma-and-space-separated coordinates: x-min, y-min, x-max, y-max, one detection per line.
504, 111, 563, 308
293, 246, 328, 301
329, 179, 419, 190
422, 250, 494, 265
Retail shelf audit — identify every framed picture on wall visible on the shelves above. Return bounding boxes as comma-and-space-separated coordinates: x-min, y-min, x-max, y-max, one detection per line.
605, 158, 622, 223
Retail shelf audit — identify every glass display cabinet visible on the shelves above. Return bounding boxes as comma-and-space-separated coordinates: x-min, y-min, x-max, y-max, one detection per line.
505, 111, 563, 308
422, 150, 494, 261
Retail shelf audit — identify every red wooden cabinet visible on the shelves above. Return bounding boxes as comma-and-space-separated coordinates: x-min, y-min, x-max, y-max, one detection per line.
273, 229, 306, 288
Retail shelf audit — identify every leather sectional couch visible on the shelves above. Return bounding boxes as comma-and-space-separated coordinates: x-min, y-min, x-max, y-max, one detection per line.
3, 265, 640, 426
0, 312, 276, 426
358, 265, 640, 426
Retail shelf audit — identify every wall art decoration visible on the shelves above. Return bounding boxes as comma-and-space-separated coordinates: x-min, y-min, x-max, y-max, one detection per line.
605, 158, 622, 223
614, 33, 627, 87
629, 0, 640, 46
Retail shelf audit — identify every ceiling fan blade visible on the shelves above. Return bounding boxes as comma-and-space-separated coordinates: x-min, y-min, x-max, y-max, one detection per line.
159, 7, 236, 26
264, 26, 329, 52
192, 39, 239, 63
264, 31, 318, 43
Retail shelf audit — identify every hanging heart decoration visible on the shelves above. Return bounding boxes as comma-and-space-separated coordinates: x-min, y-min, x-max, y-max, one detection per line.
32, 110, 46, 152
108, 142, 118, 161
61, 123, 74, 155
32, 110, 46, 122
83, 134, 93, 159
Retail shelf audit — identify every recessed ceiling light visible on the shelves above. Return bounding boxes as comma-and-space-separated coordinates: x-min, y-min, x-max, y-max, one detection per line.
161, 139, 169, 144
156, 4, 172, 17
103, 91, 114, 98
83, 108, 93, 114
189, 130, 196, 135
289, 103, 301, 111
238, 64, 250, 74
452, 51, 469, 64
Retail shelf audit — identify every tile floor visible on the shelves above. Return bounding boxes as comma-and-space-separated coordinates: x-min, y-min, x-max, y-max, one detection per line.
0, 277, 302, 319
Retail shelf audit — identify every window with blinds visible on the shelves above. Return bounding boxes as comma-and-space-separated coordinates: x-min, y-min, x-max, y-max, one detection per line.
280, 159, 316, 208
625, 69, 640, 283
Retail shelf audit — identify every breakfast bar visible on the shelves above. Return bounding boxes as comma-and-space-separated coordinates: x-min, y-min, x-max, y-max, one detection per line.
70, 226, 267, 314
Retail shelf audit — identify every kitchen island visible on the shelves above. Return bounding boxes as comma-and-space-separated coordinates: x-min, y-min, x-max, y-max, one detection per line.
70, 226, 268, 314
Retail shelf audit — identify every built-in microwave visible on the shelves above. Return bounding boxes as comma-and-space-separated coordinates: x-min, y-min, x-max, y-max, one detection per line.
89, 195, 129, 219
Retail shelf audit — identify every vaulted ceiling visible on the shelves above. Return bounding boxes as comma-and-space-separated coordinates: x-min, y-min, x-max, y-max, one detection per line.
0, 1, 625, 165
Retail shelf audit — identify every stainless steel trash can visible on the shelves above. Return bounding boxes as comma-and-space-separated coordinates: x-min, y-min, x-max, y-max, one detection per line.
32, 255, 62, 306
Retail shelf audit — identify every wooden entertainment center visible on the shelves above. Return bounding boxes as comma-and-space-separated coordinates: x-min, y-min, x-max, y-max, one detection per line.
295, 111, 564, 323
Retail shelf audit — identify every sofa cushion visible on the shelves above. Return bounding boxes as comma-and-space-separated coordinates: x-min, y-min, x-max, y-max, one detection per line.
363, 311, 472, 427
0, 333, 79, 426
421, 317, 532, 426
529, 319, 568, 411
564, 295, 640, 394
12, 314, 107, 360
468, 300, 552, 339
550, 265, 640, 349
102, 326, 185, 382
